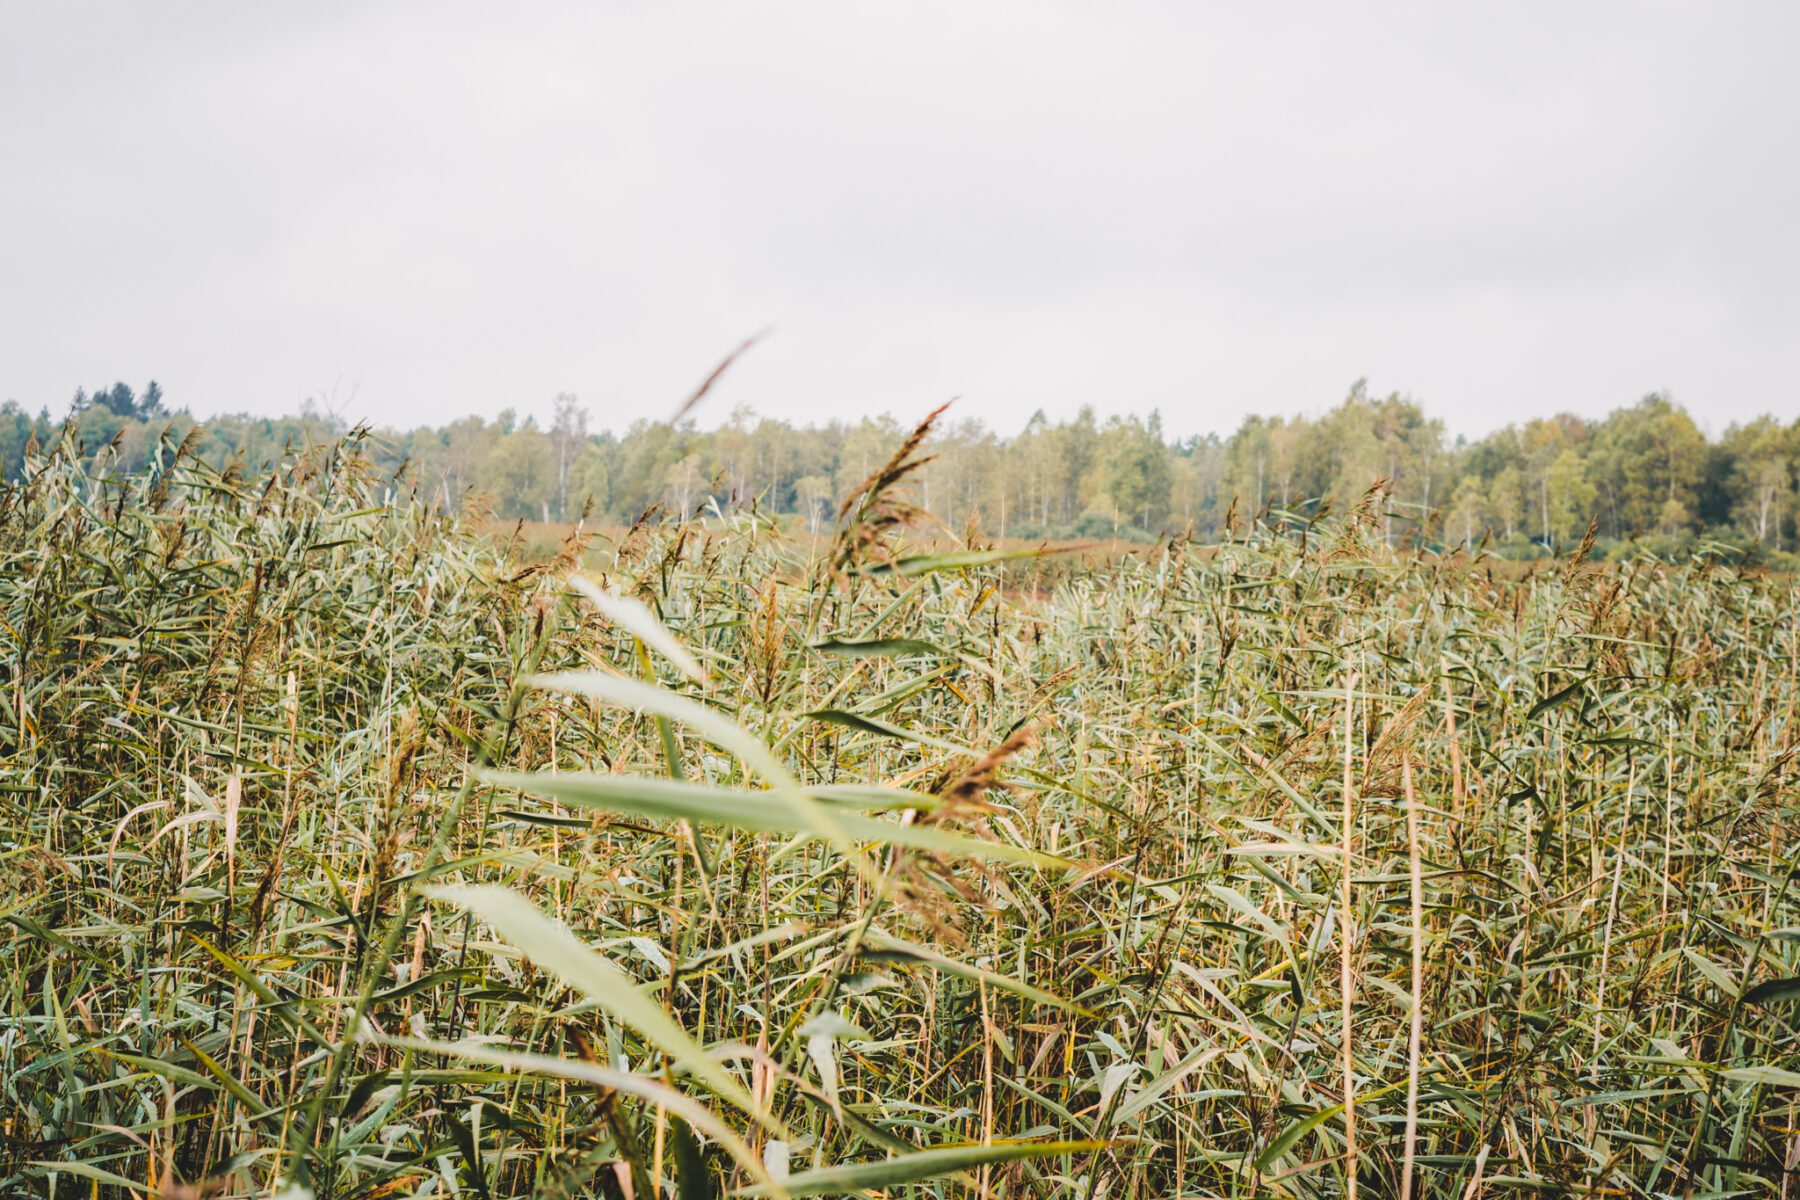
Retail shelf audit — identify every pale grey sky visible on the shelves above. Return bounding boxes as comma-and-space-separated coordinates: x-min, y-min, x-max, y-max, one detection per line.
2, 2, 1796, 439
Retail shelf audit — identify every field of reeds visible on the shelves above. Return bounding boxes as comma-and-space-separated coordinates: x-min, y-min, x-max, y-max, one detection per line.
4, 422, 1799, 1200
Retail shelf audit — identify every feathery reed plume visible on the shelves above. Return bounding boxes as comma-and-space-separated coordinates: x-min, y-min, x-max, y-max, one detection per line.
936, 721, 1040, 813
829, 400, 951, 578
1563, 516, 1600, 582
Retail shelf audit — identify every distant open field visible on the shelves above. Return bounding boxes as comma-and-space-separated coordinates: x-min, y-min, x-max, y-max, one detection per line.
5, 430, 1799, 1199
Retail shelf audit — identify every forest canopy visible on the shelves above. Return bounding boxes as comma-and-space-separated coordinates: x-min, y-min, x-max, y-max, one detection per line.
3, 380, 1795, 562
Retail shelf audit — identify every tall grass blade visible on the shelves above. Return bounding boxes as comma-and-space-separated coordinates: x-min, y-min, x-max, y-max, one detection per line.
733, 1140, 1106, 1197
425, 883, 780, 1134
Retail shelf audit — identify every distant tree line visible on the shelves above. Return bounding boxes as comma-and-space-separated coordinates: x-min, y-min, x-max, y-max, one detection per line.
4, 379, 1797, 560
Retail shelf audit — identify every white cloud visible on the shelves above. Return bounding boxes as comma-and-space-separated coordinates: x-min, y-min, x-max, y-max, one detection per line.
2, 1, 1795, 438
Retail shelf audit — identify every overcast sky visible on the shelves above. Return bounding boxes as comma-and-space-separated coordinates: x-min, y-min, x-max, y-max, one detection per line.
3, 3, 1796, 440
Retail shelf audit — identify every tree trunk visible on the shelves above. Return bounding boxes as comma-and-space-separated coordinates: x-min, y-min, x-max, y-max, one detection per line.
1541, 475, 1551, 547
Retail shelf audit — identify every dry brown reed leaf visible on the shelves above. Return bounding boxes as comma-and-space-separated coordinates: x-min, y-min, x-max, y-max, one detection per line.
670, 329, 769, 426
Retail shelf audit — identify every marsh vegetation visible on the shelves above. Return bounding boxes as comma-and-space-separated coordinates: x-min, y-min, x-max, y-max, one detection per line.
4, 420, 1799, 1198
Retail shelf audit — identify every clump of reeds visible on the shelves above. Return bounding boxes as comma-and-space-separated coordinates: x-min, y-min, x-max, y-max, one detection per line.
3, 418, 1798, 1199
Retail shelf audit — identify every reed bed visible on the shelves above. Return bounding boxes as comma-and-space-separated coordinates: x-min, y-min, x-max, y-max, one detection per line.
4, 426, 1798, 1199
